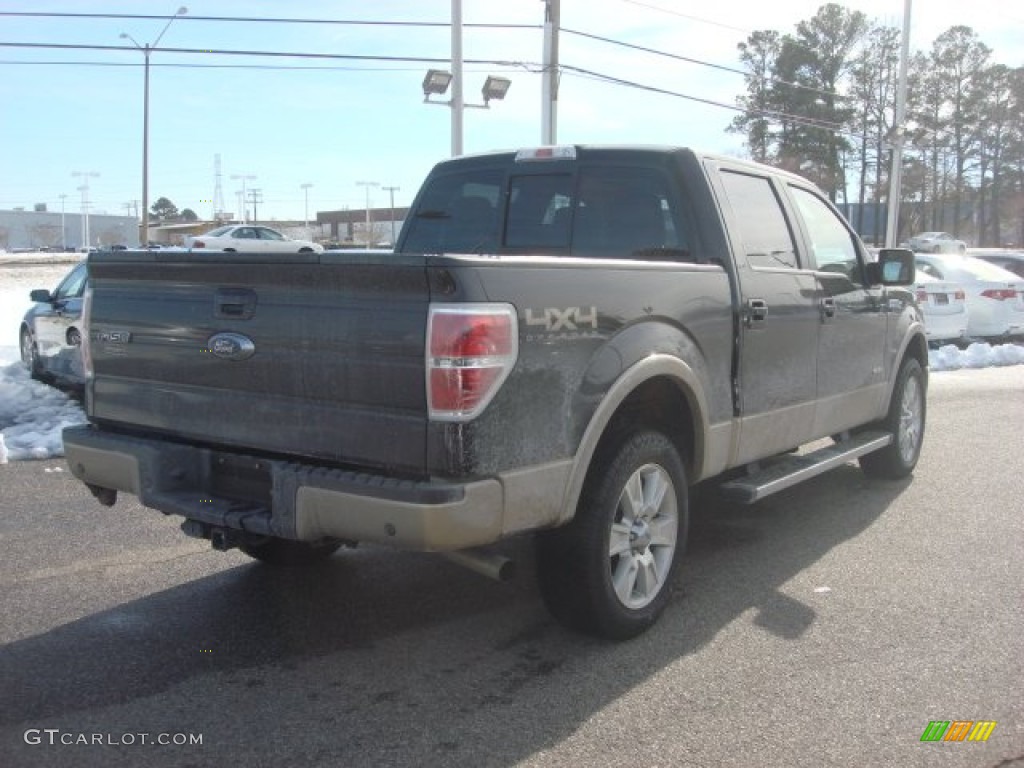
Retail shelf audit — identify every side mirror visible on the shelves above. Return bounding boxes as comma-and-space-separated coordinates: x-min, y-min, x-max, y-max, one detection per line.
868, 248, 915, 286
30, 289, 53, 303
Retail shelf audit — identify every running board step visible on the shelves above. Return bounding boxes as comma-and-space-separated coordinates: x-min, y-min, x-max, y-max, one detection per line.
719, 431, 893, 504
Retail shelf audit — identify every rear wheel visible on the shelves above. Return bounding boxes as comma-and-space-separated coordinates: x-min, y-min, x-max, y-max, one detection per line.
239, 537, 342, 566
859, 357, 926, 479
537, 430, 687, 640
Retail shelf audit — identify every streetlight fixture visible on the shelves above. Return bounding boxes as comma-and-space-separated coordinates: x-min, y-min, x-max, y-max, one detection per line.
120, 5, 188, 247
300, 183, 313, 238
355, 181, 379, 247
59, 193, 68, 250
72, 171, 99, 250
422, 69, 453, 96
421, 69, 511, 156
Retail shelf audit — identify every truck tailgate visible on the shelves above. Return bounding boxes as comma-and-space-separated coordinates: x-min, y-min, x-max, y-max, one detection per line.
85, 251, 430, 475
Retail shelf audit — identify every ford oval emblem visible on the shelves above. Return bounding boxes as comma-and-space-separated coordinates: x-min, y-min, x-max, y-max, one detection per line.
207, 332, 255, 361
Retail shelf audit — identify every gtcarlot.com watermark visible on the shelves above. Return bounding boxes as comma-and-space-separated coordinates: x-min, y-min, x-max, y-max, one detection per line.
24, 729, 203, 747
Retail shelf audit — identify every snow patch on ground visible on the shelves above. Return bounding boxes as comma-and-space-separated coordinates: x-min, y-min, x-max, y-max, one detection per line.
929, 342, 1024, 371
0, 361, 86, 463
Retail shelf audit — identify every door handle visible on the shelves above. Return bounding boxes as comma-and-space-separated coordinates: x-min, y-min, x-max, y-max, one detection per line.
820, 297, 836, 319
745, 298, 768, 327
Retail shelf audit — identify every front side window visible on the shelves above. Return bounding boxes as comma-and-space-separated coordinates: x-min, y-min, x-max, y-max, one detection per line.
257, 228, 285, 241
719, 170, 799, 269
54, 264, 87, 300
790, 186, 860, 282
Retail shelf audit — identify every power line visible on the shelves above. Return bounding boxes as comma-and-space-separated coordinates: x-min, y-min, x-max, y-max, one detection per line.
0, 11, 540, 31
561, 27, 843, 102
559, 64, 878, 145
0, 41, 533, 68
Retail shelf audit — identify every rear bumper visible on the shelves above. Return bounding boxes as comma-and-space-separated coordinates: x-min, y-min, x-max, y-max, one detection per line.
63, 425, 512, 551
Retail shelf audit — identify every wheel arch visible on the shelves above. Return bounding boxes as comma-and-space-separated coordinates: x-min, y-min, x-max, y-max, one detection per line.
556, 355, 709, 527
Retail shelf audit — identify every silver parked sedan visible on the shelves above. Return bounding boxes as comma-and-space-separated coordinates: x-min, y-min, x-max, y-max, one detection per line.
19, 261, 87, 387
905, 231, 967, 254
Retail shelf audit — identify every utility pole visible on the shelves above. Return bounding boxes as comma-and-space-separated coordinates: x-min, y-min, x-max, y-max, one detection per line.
301, 183, 313, 238
248, 188, 263, 224
541, 0, 560, 144
382, 185, 400, 245
356, 180, 379, 247
886, 0, 912, 248
231, 174, 256, 222
451, 0, 464, 156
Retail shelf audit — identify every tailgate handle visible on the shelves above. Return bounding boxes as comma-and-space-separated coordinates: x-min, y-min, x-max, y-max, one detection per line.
215, 288, 257, 320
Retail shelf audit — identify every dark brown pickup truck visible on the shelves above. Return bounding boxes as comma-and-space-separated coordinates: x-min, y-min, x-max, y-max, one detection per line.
64, 145, 927, 639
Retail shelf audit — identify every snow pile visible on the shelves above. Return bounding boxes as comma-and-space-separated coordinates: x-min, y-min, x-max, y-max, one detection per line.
0, 361, 85, 463
929, 342, 1024, 371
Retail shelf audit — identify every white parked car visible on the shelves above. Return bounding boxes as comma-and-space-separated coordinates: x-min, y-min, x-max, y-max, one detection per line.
185, 225, 323, 253
905, 231, 967, 253
912, 272, 968, 345
915, 253, 1024, 340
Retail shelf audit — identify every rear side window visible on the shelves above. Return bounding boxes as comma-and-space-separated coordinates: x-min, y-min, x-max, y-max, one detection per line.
719, 170, 799, 269
401, 169, 503, 253
570, 166, 686, 258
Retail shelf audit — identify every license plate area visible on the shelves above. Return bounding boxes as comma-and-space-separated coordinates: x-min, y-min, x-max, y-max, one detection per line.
208, 452, 272, 506
935, 293, 949, 305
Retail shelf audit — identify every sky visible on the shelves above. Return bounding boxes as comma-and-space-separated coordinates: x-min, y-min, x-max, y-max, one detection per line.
1, 0, 1022, 223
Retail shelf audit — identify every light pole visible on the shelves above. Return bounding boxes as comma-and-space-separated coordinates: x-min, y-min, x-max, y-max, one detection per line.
300, 183, 313, 238
356, 180, 379, 247
420, 0, 511, 156
120, 6, 188, 248
231, 174, 256, 222
382, 185, 400, 245
72, 171, 99, 250
59, 193, 67, 250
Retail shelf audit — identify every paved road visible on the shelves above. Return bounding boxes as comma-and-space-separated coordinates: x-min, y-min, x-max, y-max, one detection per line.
1, 368, 1021, 768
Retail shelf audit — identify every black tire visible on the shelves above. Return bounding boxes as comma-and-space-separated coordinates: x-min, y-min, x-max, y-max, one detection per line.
239, 537, 342, 566
20, 326, 44, 380
536, 430, 687, 640
859, 357, 926, 479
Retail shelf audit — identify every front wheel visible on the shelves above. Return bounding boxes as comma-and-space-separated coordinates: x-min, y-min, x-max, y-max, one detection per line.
537, 430, 687, 640
20, 327, 43, 380
859, 357, 926, 479
239, 537, 342, 566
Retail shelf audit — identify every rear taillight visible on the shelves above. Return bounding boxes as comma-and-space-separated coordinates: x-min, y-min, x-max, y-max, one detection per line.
81, 283, 93, 378
954, 290, 965, 300
915, 289, 929, 303
427, 303, 518, 422
191, 240, 206, 248
980, 288, 1017, 301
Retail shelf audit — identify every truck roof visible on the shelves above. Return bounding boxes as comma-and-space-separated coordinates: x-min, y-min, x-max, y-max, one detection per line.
429, 144, 813, 186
